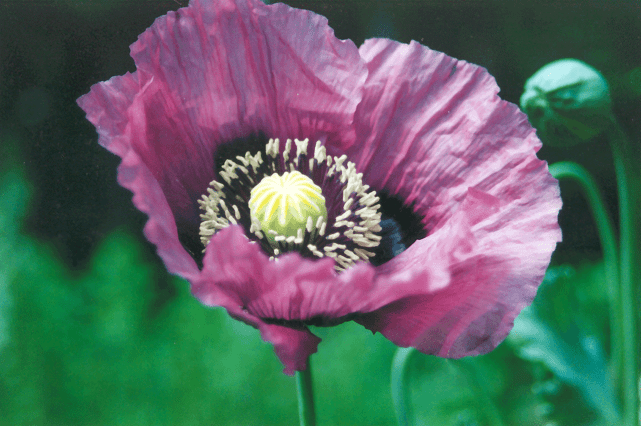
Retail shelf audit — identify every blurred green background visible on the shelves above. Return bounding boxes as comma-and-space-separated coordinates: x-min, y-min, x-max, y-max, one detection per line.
1, 1, 639, 425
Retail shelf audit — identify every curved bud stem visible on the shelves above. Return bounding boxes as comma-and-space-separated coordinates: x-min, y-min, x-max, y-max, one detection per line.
548, 161, 621, 393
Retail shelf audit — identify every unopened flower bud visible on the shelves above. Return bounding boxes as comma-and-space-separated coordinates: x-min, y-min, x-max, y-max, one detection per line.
520, 59, 613, 147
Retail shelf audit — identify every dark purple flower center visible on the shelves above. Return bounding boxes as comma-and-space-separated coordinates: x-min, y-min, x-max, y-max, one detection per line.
199, 137, 383, 271
200, 134, 427, 272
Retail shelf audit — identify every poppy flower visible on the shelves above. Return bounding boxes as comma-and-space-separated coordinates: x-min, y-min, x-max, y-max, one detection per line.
78, 0, 562, 375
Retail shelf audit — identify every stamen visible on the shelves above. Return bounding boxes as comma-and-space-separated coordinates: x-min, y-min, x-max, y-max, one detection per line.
283, 139, 292, 163
266, 138, 279, 158
294, 138, 308, 167
308, 244, 324, 257
335, 210, 352, 222
344, 250, 360, 261
354, 248, 374, 260
314, 141, 326, 163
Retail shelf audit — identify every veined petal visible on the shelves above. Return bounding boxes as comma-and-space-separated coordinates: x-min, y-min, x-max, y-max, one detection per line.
193, 225, 381, 373
77, 0, 367, 270
193, 226, 382, 325
78, 72, 201, 279
358, 183, 561, 357
345, 39, 562, 357
349, 39, 550, 231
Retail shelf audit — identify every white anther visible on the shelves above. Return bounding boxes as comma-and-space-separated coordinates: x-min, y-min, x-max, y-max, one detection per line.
336, 255, 351, 268
220, 171, 231, 184
334, 155, 347, 170
344, 250, 360, 261
235, 155, 249, 166
354, 248, 373, 259
335, 210, 351, 222
307, 244, 324, 257
314, 141, 326, 163
352, 238, 378, 248
266, 138, 280, 158
283, 139, 292, 162
364, 231, 382, 241
295, 138, 309, 159
249, 152, 262, 173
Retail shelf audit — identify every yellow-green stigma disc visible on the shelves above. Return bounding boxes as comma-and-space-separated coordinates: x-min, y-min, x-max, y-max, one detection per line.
249, 171, 327, 244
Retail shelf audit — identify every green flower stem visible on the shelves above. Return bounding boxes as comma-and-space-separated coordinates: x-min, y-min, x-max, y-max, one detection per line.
391, 347, 415, 426
608, 120, 639, 426
296, 359, 316, 426
548, 161, 621, 391
448, 360, 506, 426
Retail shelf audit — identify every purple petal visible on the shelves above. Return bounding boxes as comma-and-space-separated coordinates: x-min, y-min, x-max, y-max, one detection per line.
350, 39, 562, 357
77, 0, 367, 271
192, 225, 383, 373
78, 72, 200, 279
77, 0, 370, 372
125, 0, 367, 229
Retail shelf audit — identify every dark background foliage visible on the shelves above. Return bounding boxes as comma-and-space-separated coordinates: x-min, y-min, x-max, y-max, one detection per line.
0, 1, 639, 425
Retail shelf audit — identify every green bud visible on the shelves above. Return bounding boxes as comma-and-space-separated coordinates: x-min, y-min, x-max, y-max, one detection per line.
520, 59, 613, 147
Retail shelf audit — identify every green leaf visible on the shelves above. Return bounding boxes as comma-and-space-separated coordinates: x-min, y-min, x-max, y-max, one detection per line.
509, 265, 619, 424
